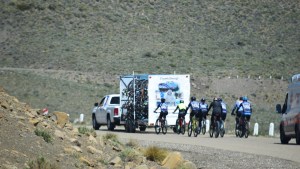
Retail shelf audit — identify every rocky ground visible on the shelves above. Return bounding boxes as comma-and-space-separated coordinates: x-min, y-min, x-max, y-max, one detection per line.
1, 86, 194, 169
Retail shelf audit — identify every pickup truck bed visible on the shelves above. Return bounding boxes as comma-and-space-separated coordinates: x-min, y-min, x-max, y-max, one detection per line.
92, 94, 122, 130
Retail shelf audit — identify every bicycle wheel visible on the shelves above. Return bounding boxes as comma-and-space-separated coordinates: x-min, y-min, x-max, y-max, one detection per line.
238, 124, 244, 138
220, 121, 225, 137
209, 124, 214, 138
202, 120, 206, 135
235, 123, 239, 137
245, 122, 249, 138
181, 120, 186, 135
187, 121, 192, 137
155, 119, 161, 134
175, 119, 180, 134
214, 121, 220, 138
162, 120, 167, 134
194, 120, 198, 137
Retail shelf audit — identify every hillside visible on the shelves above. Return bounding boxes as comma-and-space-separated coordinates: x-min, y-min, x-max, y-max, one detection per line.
0, 1, 298, 133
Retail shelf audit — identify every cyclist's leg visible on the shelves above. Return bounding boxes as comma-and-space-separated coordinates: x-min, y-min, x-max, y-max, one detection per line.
198, 112, 203, 128
210, 113, 214, 128
190, 112, 195, 121
221, 113, 226, 128
236, 111, 242, 129
246, 115, 251, 127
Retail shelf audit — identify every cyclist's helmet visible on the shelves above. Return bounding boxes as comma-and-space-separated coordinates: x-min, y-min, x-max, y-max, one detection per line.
239, 96, 243, 100
161, 98, 166, 103
218, 98, 222, 102
180, 100, 184, 103
213, 97, 218, 101
243, 96, 248, 102
191, 96, 196, 101
201, 98, 205, 102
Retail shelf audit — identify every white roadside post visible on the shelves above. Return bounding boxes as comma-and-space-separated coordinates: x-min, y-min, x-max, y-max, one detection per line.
79, 113, 84, 123
253, 123, 259, 136
206, 119, 210, 132
269, 123, 274, 136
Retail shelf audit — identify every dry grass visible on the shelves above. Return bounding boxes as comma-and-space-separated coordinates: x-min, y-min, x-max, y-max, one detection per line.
27, 157, 59, 169
144, 146, 168, 163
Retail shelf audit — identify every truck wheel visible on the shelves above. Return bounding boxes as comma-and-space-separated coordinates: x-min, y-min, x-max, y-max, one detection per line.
280, 125, 290, 144
107, 117, 115, 131
296, 126, 300, 145
92, 114, 100, 130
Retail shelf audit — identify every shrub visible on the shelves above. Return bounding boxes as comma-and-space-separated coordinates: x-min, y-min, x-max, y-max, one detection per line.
34, 129, 52, 143
102, 133, 119, 143
120, 148, 139, 162
144, 146, 168, 163
78, 126, 95, 135
27, 156, 59, 169
126, 139, 139, 148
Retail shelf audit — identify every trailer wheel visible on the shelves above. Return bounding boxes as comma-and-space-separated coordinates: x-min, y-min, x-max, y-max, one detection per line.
139, 126, 146, 132
129, 120, 136, 133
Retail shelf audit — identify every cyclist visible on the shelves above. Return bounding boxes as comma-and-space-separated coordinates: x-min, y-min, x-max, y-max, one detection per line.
218, 98, 227, 121
207, 97, 222, 128
238, 96, 252, 126
231, 96, 244, 132
173, 100, 187, 120
154, 98, 168, 121
200, 98, 208, 120
186, 96, 201, 130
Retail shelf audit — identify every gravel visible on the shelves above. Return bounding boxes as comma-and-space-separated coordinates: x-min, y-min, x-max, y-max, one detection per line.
120, 139, 300, 169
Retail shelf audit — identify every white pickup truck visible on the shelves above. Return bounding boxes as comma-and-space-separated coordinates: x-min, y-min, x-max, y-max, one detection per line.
92, 94, 122, 131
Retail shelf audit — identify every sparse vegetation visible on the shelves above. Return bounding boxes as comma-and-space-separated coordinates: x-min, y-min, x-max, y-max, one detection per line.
120, 148, 140, 162
78, 126, 95, 136
102, 133, 120, 144
126, 139, 140, 148
144, 146, 168, 163
34, 129, 52, 143
27, 157, 59, 169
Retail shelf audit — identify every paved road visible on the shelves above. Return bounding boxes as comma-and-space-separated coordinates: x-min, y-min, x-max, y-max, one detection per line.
96, 126, 300, 164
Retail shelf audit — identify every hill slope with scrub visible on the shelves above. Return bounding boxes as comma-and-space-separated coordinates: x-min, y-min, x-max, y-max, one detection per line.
0, 0, 298, 133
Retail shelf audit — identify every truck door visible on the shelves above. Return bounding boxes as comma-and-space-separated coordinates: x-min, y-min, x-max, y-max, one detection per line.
98, 96, 108, 124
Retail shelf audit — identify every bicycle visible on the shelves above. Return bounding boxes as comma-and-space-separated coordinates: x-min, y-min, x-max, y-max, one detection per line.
175, 116, 186, 135
188, 116, 200, 137
237, 116, 249, 138
154, 111, 168, 135
200, 116, 206, 135
209, 113, 221, 138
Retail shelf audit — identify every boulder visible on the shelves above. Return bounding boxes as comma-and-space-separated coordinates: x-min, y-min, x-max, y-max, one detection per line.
53, 111, 69, 128
162, 152, 183, 169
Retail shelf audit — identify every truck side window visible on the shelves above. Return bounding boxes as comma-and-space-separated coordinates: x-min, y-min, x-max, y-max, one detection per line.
99, 97, 105, 107
111, 97, 120, 104
282, 93, 288, 113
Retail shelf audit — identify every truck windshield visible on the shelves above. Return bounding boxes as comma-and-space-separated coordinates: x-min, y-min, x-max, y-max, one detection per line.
110, 97, 120, 104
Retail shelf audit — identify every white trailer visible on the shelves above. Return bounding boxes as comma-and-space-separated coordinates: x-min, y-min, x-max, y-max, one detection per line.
120, 74, 190, 132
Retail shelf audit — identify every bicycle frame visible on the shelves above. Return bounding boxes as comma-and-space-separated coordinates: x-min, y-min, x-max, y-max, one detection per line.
176, 116, 186, 134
